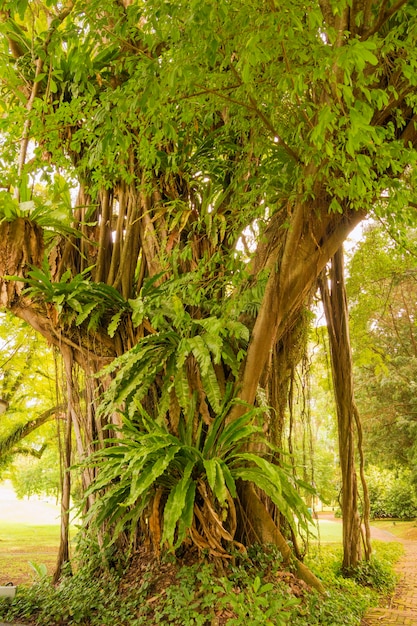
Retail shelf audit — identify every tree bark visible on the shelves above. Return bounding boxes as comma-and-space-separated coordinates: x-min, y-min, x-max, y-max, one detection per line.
236, 199, 365, 414
53, 410, 72, 584
240, 483, 325, 593
319, 247, 372, 571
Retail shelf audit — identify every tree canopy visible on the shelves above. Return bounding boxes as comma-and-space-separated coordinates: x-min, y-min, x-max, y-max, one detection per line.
0, 312, 60, 474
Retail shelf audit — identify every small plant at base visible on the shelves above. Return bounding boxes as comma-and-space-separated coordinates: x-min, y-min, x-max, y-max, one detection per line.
342, 557, 398, 592
28, 561, 48, 581
216, 574, 300, 626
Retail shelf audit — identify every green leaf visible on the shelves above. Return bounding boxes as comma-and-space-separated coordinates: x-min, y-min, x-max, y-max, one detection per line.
174, 480, 196, 549
128, 297, 145, 327
108, 310, 123, 337
200, 361, 221, 413
215, 411, 262, 455
75, 301, 98, 325
218, 459, 236, 498
203, 458, 217, 495
162, 459, 195, 547
174, 366, 190, 413
125, 444, 181, 507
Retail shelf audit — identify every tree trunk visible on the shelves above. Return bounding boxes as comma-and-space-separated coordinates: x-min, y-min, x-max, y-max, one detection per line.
235, 201, 365, 416
240, 483, 325, 593
319, 247, 372, 571
53, 409, 72, 584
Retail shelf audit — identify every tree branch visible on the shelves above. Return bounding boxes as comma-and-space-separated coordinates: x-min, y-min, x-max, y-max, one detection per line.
0, 405, 65, 459
16, 1, 75, 193
364, 0, 408, 38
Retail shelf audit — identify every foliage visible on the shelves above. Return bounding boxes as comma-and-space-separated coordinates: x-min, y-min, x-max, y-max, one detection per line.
365, 465, 417, 520
347, 225, 417, 469
99, 274, 250, 423
9, 447, 61, 501
19, 261, 130, 334
0, 175, 81, 244
0, 312, 59, 481
2, 0, 417, 585
0, 542, 401, 626
342, 558, 398, 592
83, 399, 312, 555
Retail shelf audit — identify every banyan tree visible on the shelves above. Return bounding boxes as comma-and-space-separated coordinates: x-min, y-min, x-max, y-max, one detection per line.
1, 0, 417, 587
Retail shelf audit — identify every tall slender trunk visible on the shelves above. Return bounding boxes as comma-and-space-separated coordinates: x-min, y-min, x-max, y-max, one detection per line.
53, 410, 72, 584
319, 247, 372, 571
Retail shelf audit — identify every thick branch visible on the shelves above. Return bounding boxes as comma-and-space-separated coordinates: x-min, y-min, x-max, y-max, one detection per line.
236, 199, 365, 411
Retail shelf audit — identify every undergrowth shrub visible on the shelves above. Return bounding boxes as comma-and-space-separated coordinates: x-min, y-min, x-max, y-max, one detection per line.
0, 542, 403, 626
366, 466, 417, 519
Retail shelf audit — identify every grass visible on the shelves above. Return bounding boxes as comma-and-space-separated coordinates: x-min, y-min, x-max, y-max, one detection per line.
370, 519, 417, 540
0, 521, 77, 585
312, 519, 343, 543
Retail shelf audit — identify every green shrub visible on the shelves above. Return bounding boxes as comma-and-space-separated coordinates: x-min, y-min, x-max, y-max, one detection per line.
342, 557, 398, 591
0, 542, 402, 626
365, 466, 417, 519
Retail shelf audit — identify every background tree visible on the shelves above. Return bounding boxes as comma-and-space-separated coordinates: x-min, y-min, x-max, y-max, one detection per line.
0, 312, 61, 474
1, 0, 417, 582
0, 311, 72, 579
348, 223, 417, 476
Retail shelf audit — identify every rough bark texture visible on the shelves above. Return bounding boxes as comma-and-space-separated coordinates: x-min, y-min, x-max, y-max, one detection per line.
0, 219, 44, 307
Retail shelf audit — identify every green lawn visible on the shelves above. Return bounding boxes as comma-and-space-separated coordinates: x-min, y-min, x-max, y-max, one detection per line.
0, 521, 77, 585
312, 516, 417, 543
1, 515, 411, 587
314, 519, 343, 542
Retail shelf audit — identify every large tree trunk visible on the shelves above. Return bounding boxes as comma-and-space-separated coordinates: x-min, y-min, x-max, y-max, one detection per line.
0, 181, 366, 589
1, 0, 417, 599
318, 247, 372, 571
235, 200, 365, 415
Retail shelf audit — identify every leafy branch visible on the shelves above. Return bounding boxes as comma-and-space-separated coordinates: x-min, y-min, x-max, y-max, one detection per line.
0, 405, 65, 461
8, 261, 129, 335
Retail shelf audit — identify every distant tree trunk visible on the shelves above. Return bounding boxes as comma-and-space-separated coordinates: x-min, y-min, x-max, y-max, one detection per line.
319, 247, 372, 571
